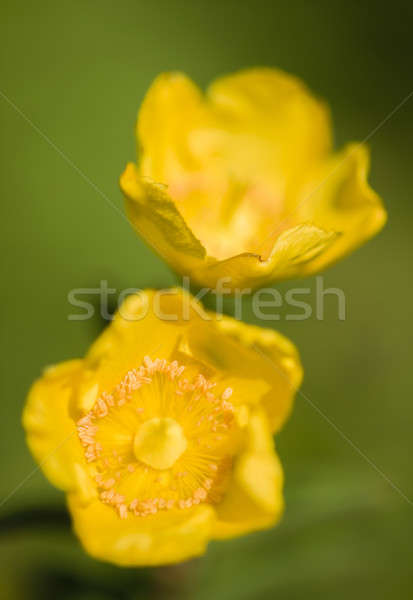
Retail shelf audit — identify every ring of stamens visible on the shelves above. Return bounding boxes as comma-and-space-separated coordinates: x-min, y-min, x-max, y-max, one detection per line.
77, 357, 236, 519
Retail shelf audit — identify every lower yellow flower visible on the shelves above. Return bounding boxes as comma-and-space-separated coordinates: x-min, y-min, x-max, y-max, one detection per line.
23, 289, 302, 566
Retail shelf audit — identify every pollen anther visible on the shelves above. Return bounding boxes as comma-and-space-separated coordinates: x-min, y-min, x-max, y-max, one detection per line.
76, 357, 236, 519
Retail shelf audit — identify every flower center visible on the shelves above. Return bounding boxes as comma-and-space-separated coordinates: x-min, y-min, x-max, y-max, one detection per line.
76, 356, 237, 519
133, 417, 187, 470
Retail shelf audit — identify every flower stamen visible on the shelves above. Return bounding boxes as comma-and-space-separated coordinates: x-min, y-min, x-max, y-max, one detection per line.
77, 357, 236, 519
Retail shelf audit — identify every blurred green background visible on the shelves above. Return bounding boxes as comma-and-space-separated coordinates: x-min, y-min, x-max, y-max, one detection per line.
1, 0, 412, 598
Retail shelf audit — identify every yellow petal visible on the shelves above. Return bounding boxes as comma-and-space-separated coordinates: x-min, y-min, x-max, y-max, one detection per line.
192, 223, 339, 288
122, 156, 339, 289
295, 144, 387, 273
186, 315, 303, 433
207, 67, 331, 190
68, 494, 215, 566
137, 71, 207, 182
121, 163, 206, 273
23, 360, 84, 490
213, 410, 284, 539
73, 288, 208, 412
138, 68, 331, 191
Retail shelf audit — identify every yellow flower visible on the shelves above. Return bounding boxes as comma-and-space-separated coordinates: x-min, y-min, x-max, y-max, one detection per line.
23, 289, 302, 566
121, 68, 386, 290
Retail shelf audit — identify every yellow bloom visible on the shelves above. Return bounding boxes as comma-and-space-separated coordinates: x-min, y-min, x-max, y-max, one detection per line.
23, 289, 302, 566
121, 68, 386, 290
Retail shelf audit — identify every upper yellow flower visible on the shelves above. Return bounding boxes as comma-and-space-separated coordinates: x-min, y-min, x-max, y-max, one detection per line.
23, 289, 302, 566
121, 68, 386, 290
